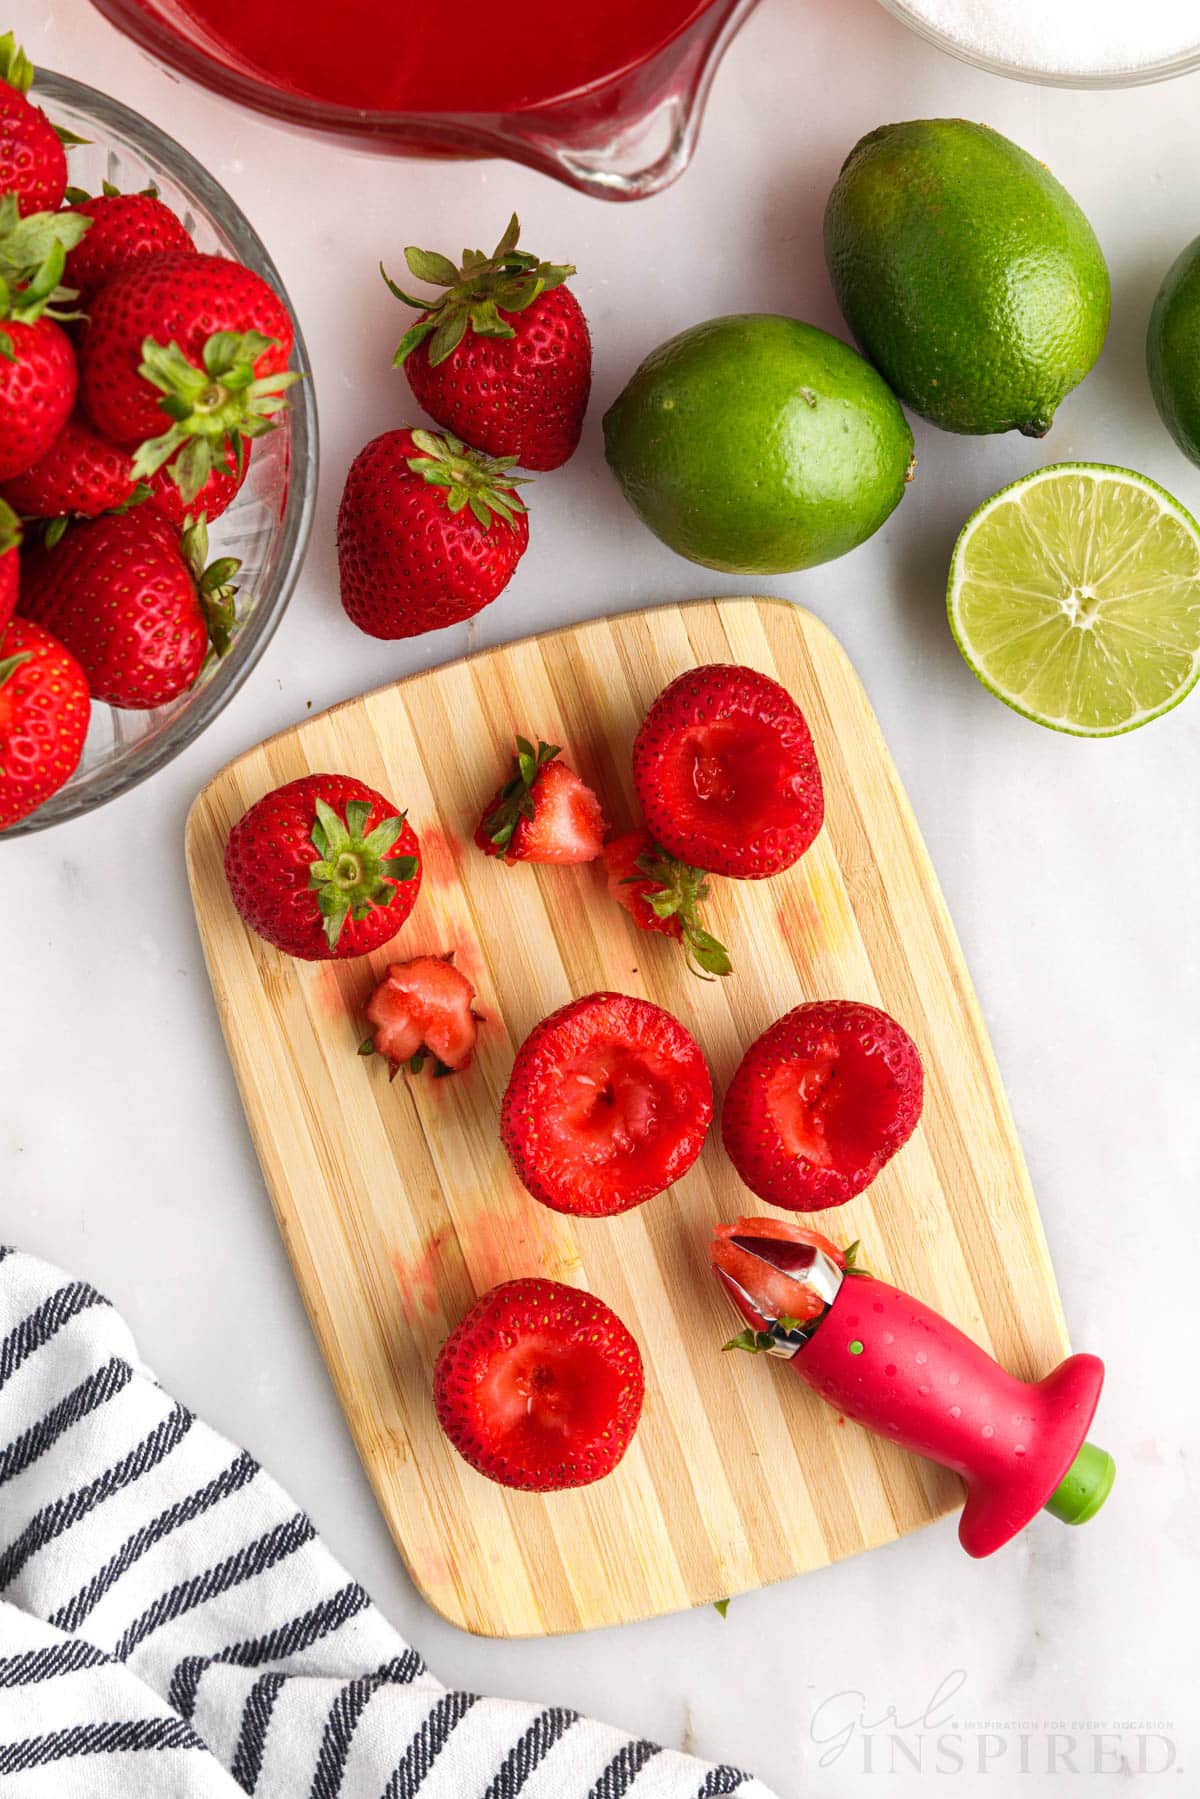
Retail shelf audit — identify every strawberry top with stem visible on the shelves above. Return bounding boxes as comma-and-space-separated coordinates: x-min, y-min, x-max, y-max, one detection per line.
612, 832, 732, 979
308, 795, 418, 952
480, 735, 559, 855
385, 213, 574, 370
404, 426, 528, 528
0, 193, 89, 350
131, 327, 298, 505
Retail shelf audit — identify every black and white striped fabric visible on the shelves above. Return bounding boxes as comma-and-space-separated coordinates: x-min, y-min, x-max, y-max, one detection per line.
0, 1249, 777, 1797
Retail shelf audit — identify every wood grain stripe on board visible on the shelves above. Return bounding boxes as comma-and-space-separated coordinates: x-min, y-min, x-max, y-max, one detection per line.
186, 597, 1070, 1638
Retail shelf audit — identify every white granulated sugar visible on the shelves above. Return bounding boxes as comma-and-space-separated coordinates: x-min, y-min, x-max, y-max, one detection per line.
901, 0, 1200, 75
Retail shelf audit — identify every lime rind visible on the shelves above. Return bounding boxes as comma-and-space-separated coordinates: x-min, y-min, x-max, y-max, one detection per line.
947, 463, 1200, 736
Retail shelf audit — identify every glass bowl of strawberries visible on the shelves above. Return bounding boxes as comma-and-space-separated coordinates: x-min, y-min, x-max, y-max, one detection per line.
0, 62, 316, 836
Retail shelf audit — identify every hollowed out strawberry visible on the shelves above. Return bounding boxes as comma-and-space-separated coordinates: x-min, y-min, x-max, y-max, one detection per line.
501, 991, 713, 1216
721, 1000, 923, 1211
360, 952, 480, 1077
224, 773, 422, 961
433, 1277, 644, 1492
475, 736, 605, 865
632, 664, 824, 880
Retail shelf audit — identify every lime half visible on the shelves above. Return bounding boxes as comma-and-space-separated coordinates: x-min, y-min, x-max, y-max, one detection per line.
948, 464, 1200, 735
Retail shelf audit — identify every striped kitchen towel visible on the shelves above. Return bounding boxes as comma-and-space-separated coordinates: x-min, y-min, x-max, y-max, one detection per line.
0, 1248, 778, 1797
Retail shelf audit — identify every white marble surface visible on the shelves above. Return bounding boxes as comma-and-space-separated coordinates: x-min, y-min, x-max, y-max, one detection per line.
4, 2, 1198, 1793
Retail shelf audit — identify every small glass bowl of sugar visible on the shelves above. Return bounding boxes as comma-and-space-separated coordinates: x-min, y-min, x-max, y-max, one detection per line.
877, 0, 1200, 86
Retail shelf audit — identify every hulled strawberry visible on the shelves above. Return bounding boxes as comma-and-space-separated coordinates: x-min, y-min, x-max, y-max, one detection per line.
721, 1000, 924, 1211
603, 827, 731, 978
0, 614, 90, 829
433, 1278, 644, 1492
0, 198, 89, 482
0, 498, 20, 631
338, 428, 528, 640
0, 412, 138, 519
21, 510, 239, 709
224, 773, 422, 961
475, 736, 605, 865
63, 182, 195, 304
145, 438, 249, 528
359, 952, 480, 1077
0, 33, 67, 217
632, 663, 824, 880
501, 991, 713, 1216
386, 214, 591, 471
79, 251, 297, 507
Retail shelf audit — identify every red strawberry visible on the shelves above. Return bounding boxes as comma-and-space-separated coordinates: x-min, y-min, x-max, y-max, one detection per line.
0, 200, 90, 483
386, 214, 591, 471
78, 251, 297, 507
360, 952, 480, 1076
0, 34, 67, 218
0, 498, 20, 631
721, 1000, 924, 1211
224, 773, 422, 961
0, 413, 138, 519
145, 438, 249, 528
21, 510, 239, 709
501, 991, 713, 1216
0, 614, 90, 829
63, 183, 194, 304
433, 1277, 644, 1492
603, 827, 731, 978
338, 428, 528, 640
475, 736, 605, 866
632, 664, 824, 880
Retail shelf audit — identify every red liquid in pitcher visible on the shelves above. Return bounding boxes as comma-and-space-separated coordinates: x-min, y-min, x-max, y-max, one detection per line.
171, 0, 717, 113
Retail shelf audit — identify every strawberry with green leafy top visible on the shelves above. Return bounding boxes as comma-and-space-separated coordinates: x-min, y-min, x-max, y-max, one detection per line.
79, 250, 297, 507
0, 33, 68, 217
145, 438, 248, 528
359, 952, 481, 1078
0, 197, 90, 482
386, 214, 591, 472
474, 736, 606, 865
0, 498, 20, 631
63, 181, 195, 303
338, 427, 528, 640
224, 773, 422, 961
21, 508, 240, 708
0, 614, 90, 829
603, 827, 731, 978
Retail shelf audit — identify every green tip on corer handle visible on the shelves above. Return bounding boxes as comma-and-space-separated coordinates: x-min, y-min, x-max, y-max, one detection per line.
1044, 1441, 1116, 1527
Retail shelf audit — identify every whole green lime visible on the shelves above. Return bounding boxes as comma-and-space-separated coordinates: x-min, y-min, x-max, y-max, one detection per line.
601, 314, 914, 575
1147, 235, 1200, 467
824, 120, 1111, 438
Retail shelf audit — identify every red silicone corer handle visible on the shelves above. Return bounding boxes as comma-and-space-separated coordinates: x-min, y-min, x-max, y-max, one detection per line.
793, 1278, 1105, 1556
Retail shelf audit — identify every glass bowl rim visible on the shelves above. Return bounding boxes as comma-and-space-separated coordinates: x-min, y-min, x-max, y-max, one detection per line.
7, 67, 319, 838
875, 0, 1200, 87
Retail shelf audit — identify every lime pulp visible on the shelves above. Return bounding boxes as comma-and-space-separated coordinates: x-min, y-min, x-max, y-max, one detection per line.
947, 463, 1200, 735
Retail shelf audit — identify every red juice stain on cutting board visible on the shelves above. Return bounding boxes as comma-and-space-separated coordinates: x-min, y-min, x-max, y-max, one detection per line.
171, 0, 716, 113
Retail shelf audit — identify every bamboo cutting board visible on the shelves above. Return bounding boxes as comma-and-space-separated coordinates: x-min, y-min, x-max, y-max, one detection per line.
186, 597, 1070, 1638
